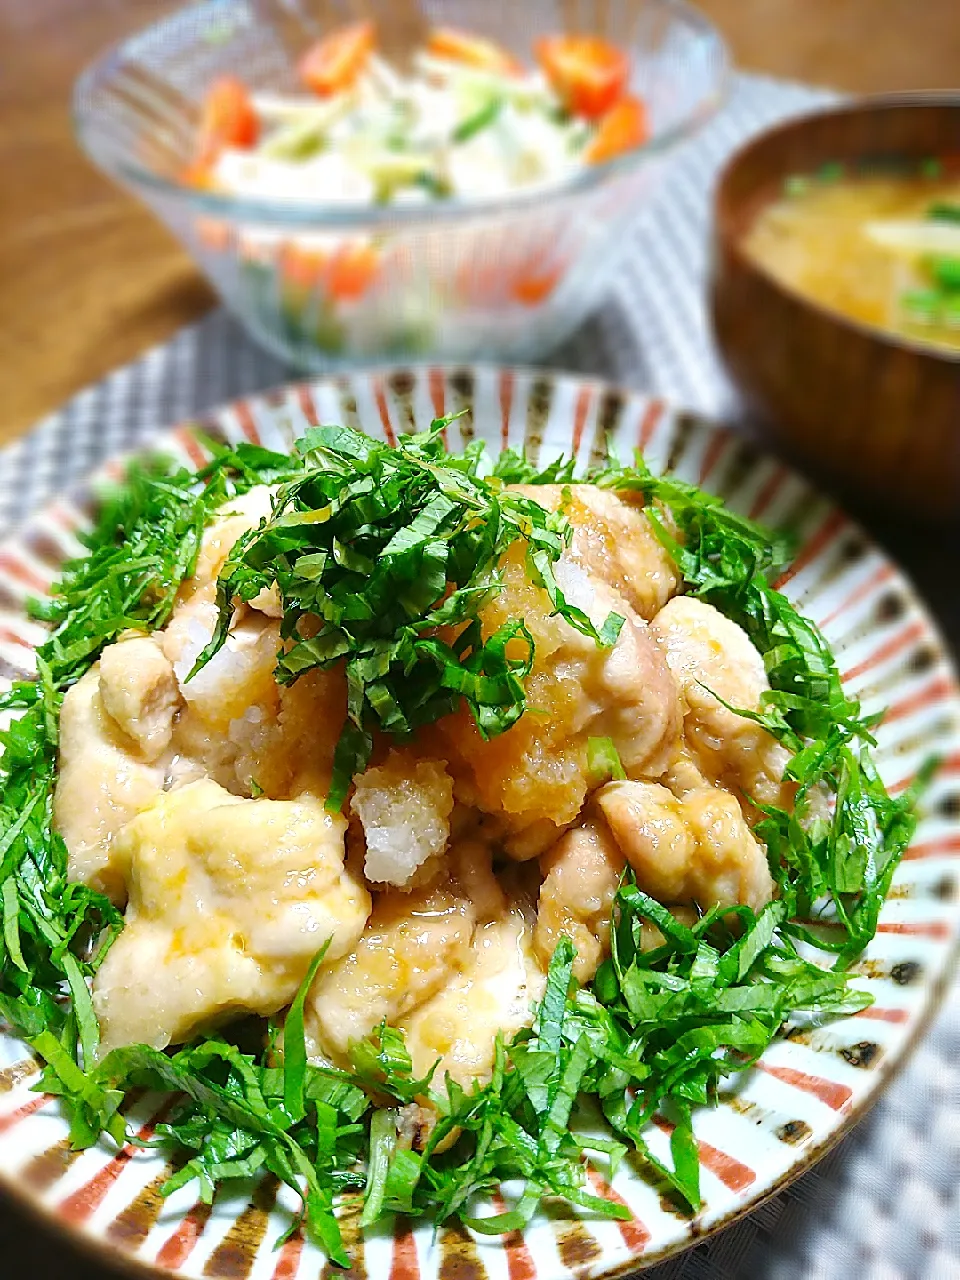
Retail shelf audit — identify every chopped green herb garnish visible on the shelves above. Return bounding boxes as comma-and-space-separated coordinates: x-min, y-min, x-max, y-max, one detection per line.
587, 736, 627, 785
0, 426, 928, 1257
584, 446, 923, 966
452, 97, 504, 143
491, 446, 578, 485
928, 200, 960, 223
901, 288, 942, 320
817, 160, 845, 184
190, 420, 621, 810
929, 254, 960, 291
0, 444, 301, 1061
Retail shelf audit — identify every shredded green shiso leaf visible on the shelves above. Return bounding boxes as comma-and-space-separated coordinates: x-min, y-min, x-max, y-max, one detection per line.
0, 421, 926, 1260
190, 424, 623, 811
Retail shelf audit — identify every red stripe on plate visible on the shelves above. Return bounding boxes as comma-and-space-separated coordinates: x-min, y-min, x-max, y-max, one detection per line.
0, 625, 35, 651
0, 1092, 53, 1134
698, 1141, 756, 1192
374, 379, 397, 447
817, 563, 895, 631
889, 750, 960, 795
296, 385, 319, 427
756, 1063, 852, 1110
749, 465, 789, 520
893, 748, 960, 795
493, 1195, 537, 1280
232, 400, 262, 444
155, 1199, 213, 1269
0, 550, 50, 593
876, 920, 951, 939
652, 1118, 756, 1191
173, 427, 209, 472
499, 370, 515, 450
773, 510, 847, 590
270, 1230, 304, 1279
572, 384, 592, 454
428, 368, 446, 420
636, 399, 665, 453
841, 621, 926, 683
698, 428, 732, 487
428, 369, 448, 446
390, 1218, 419, 1280
60, 1103, 173, 1224
882, 675, 956, 724
587, 1170, 650, 1252
503, 1232, 537, 1280
48, 503, 83, 533
903, 833, 960, 860
855, 1006, 909, 1024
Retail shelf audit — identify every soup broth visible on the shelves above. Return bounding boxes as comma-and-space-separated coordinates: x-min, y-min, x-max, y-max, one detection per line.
743, 161, 960, 352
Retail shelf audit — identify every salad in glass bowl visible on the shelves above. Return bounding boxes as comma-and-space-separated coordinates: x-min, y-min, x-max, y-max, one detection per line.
187, 24, 649, 208
74, 0, 726, 367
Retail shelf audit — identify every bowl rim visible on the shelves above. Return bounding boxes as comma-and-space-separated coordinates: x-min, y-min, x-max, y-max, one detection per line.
72, 0, 728, 230
712, 90, 960, 366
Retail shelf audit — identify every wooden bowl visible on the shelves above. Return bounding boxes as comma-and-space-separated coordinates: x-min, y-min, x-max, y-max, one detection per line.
710, 96, 960, 522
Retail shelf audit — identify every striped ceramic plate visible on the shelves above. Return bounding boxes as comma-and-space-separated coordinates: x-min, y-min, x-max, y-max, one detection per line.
0, 366, 957, 1279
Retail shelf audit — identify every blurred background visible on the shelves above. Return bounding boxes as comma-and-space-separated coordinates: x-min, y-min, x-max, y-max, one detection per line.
1, 0, 959, 446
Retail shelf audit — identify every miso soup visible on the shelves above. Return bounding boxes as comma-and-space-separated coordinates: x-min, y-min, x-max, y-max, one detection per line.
743, 160, 960, 353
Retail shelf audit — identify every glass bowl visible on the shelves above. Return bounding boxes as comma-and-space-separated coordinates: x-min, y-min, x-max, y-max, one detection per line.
74, 0, 727, 370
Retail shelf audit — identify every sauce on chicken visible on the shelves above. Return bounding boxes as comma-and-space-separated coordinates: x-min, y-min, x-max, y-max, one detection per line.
55, 481, 783, 1079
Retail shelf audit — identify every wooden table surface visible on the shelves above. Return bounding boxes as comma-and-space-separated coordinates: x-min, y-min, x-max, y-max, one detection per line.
1, 2, 959, 1277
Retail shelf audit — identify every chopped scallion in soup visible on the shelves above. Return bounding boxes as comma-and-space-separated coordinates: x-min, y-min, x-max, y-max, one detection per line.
743, 158, 960, 352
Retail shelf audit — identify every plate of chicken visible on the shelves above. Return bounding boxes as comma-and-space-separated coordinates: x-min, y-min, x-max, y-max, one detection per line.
0, 365, 956, 1278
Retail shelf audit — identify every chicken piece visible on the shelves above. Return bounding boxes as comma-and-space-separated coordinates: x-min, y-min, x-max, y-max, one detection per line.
351, 752, 454, 888
160, 489, 284, 786
161, 485, 279, 738
650, 597, 792, 807
510, 484, 680, 620
164, 607, 281, 735
181, 485, 275, 611
597, 777, 774, 913
534, 818, 625, 983
162, 606, 282, 793
681, 785, 775, 911
449, 836, 509, 923
659, 744, 713, 799
256, 666, 347, 800
594, 780, 694, 904
98, 634, 181, 762
54, 665, 167, 903
159, 485, 349, 800
92, 778, 368, 1053
437, 545, 681, 858
164, 610, 346, 801
306, 882, 475, 1064
401, 899, 545, 1087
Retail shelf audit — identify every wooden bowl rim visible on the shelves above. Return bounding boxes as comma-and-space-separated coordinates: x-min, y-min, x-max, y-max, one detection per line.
713, 91, 960, 367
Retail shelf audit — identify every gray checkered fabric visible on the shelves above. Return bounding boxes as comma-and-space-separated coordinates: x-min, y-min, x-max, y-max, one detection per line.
0, 72, 957, 1280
